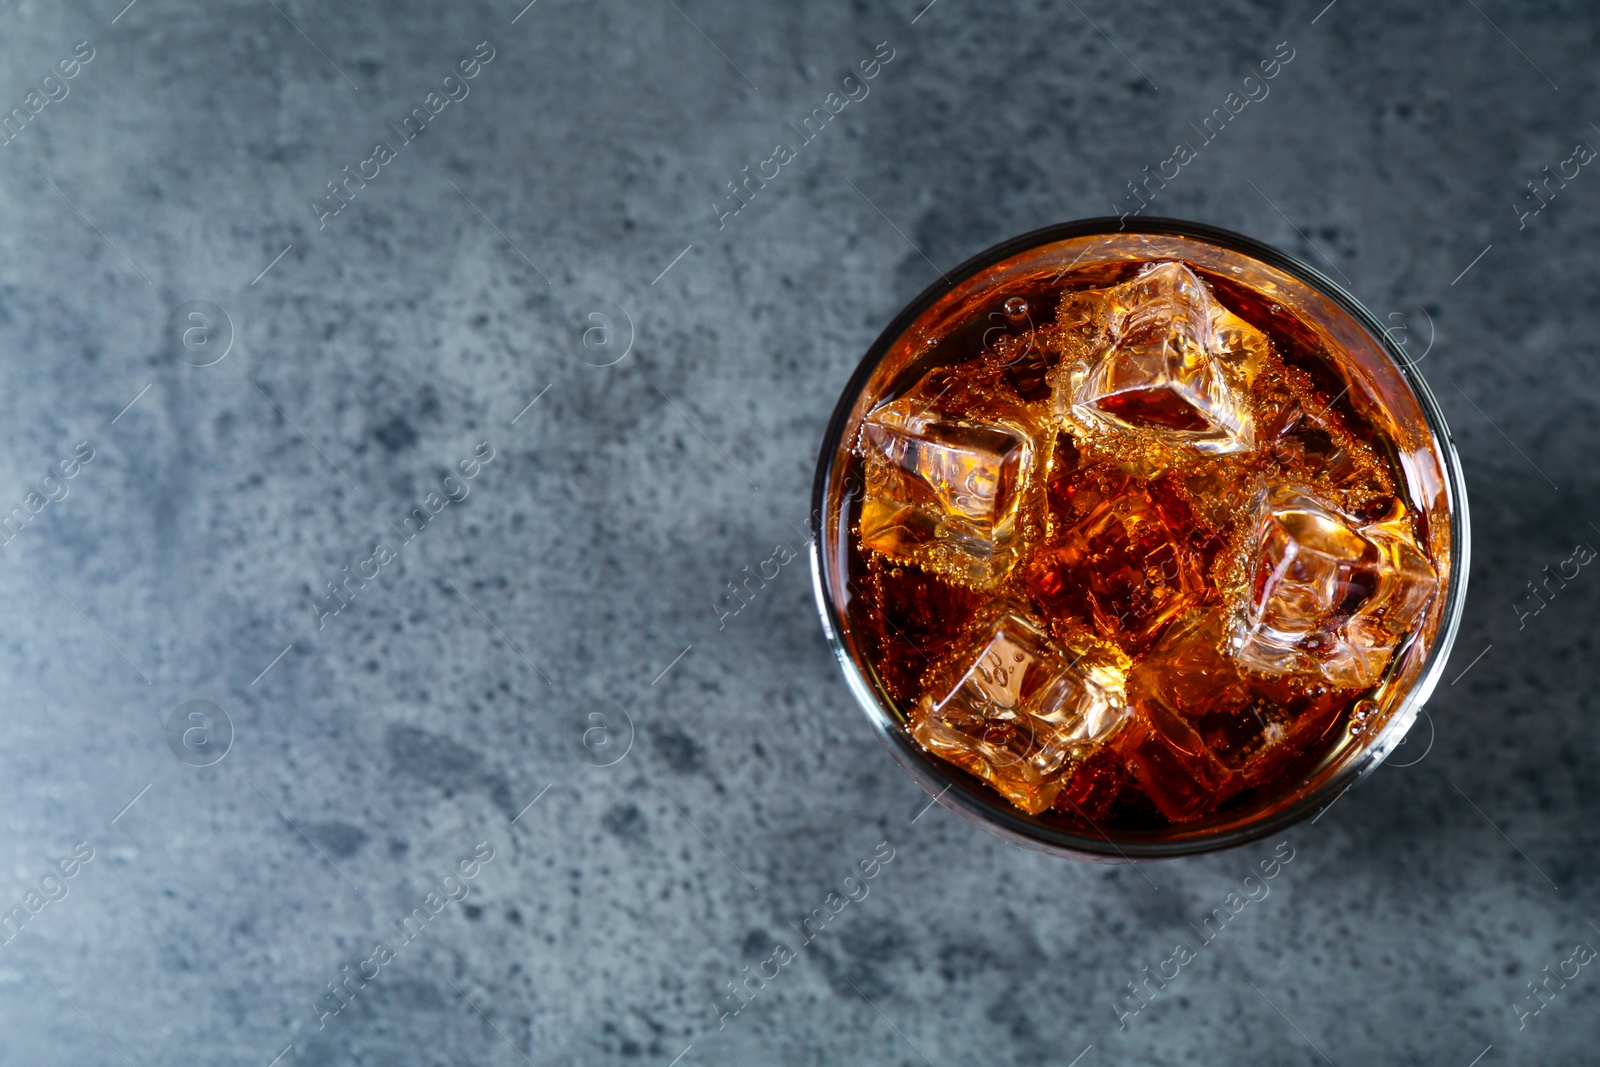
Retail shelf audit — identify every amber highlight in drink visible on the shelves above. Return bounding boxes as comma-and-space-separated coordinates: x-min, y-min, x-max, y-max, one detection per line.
813, 222, 1466, 852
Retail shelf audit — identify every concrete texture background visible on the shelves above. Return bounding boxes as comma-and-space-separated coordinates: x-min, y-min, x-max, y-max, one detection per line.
0, 0, 1594, 1064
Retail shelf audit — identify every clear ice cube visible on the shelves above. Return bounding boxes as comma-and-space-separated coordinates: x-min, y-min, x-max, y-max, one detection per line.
1060, 261, 1268, 455
911, 608, 1128, 813
1267, 400, 1362, 486
1025, 465, 1207, 652
1130, 610, 1348, 789
858, 369, 1036, 584
1112, 696, 1233, 822
1232, 485, 1438, 689
1129, 611, 1251, 722
1262, 395, 1395, 518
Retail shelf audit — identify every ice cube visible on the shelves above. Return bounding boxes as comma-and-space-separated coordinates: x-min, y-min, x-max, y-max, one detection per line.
1268, 400, 1362, 484
858, 368, 1038, 584
1130, 610, 1349, 787
1058, 261, 1269, 455
1164, 454, 1262, 544
910, 608, 1128, 814
1026, 465, 1207, 652
1128, 611, 1251, 721
1262, 395, 1394, 518
1201, 675, 1349, 784
1111, 697, 1233, 823
1232, 485, 1438, 689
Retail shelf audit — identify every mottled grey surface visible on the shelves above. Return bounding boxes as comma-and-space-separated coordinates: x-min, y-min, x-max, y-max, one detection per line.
0, 0, 1594, 1064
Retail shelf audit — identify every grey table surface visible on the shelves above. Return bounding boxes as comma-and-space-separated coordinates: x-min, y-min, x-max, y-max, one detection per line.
0, 0, 1594, 1064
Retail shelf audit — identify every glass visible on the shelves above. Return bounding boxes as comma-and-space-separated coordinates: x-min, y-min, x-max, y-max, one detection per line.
809, 218, 1470, 859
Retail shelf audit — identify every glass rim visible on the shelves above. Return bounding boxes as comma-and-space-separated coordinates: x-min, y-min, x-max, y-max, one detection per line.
808, 215, 1472, 860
